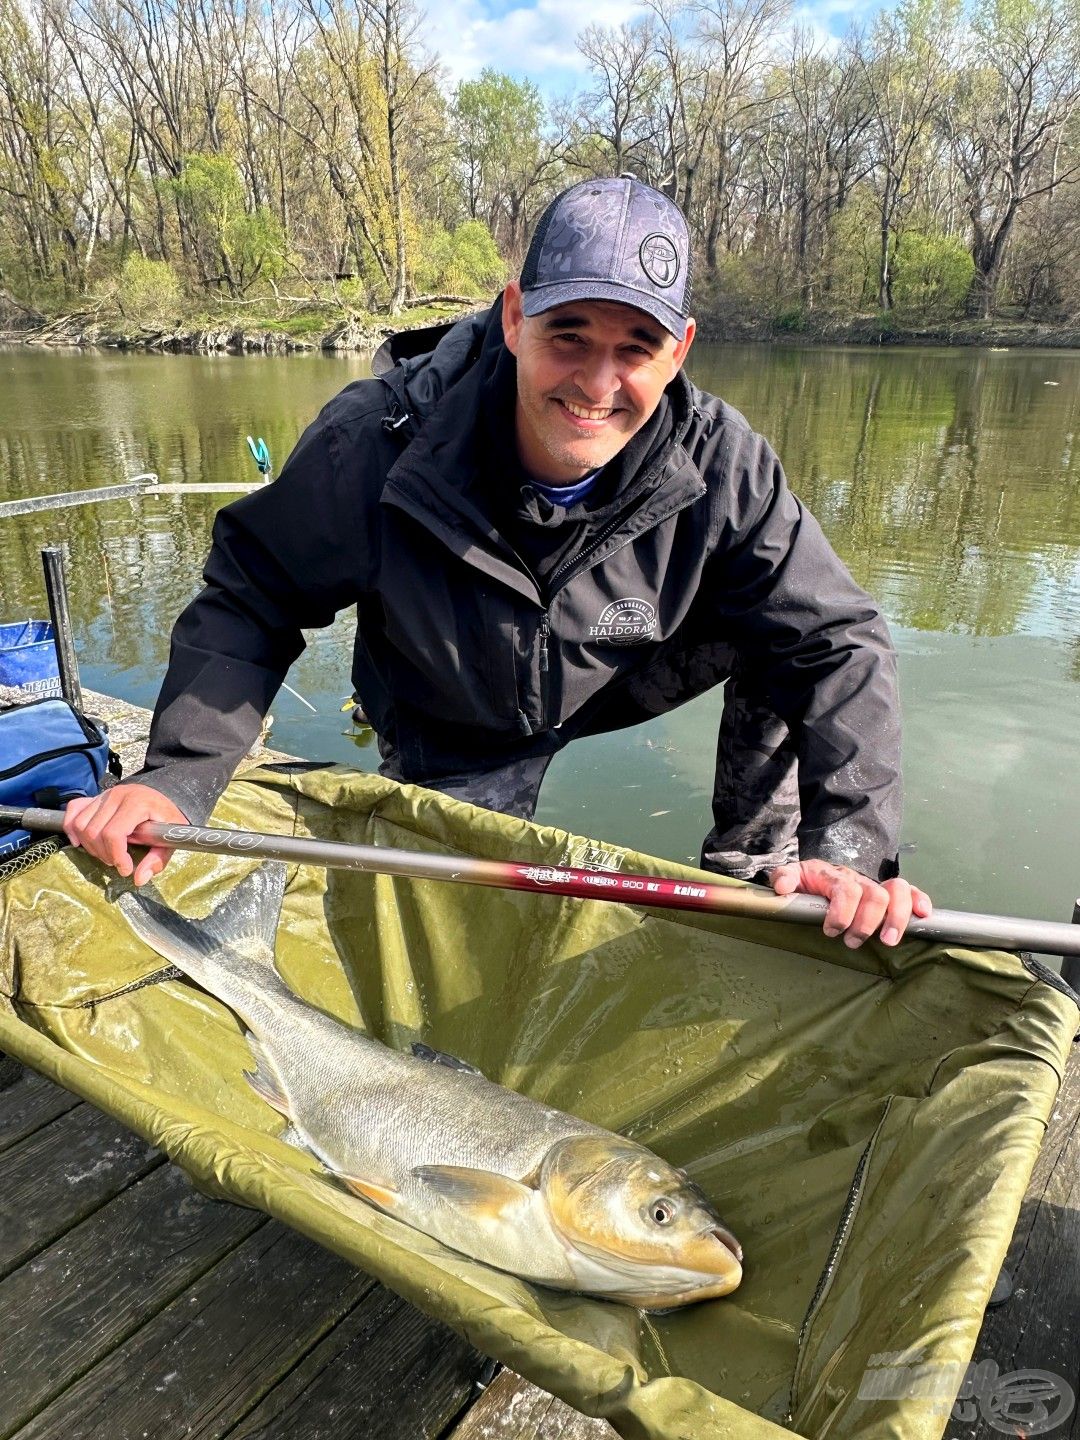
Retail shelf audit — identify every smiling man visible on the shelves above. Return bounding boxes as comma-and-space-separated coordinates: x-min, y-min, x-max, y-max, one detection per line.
505, 295, 694, 480
65, 177, 930, 946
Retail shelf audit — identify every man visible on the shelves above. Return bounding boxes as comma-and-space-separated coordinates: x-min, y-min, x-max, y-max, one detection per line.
66, 177, 931, 946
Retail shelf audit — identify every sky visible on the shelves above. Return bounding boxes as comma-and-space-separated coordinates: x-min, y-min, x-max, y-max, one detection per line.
420, 0, 887, 97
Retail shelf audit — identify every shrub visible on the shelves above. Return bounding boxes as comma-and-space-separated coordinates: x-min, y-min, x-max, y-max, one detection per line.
116, 254, 182, 327
892, 231, 974, 317
413, 220, 505, 296
773, 305, 808, 333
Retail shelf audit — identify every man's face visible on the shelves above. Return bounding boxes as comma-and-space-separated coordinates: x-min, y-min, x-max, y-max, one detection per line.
501, 281, 696, 485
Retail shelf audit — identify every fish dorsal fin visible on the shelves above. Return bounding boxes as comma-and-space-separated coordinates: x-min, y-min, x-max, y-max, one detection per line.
118, 862, 287, 966
410, 1042, 484, 1077
412, 1165, 537, 1221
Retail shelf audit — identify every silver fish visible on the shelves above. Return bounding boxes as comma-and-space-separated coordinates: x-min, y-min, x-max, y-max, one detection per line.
119, 863, 743, 1308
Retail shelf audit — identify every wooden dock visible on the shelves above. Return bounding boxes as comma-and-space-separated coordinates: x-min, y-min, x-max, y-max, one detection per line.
0, 690, 1075, 1439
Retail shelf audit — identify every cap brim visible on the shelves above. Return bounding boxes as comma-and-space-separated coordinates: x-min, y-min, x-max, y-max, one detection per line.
521, 281, 688, 342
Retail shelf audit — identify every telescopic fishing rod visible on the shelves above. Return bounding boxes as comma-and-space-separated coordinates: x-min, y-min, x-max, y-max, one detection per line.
3, 804, 1079, 964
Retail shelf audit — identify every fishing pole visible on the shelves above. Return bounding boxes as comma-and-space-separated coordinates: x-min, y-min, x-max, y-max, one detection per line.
3, 803, 1079, 962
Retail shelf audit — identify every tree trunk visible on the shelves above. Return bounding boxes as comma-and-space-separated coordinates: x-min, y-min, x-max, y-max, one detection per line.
386, 101, 408, 312
966, 201, 1019, 319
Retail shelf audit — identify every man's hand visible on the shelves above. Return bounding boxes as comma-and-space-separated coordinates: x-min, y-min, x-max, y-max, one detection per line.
63, 785, 190, 888
769, 859, 932, 948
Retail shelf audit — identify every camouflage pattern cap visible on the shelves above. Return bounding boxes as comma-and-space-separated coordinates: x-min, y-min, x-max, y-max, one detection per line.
520, 177, 692, 340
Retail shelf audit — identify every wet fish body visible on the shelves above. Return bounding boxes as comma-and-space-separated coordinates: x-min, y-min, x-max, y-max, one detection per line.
119, 863, 742, 1308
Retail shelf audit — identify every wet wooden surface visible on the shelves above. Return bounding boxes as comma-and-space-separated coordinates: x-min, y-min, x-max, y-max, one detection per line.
956, 1046, 1080, 1439
446, 1368, 615, 1438
0, 1070, 485, 1440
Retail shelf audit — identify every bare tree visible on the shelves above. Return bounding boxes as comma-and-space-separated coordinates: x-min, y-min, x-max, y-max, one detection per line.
691, 0, 790, 269
785, 28, 873, 306
943, 0, 1080, 316
575, 19, 660, 176
646, 0, 723, 219
852, 0, 959, 310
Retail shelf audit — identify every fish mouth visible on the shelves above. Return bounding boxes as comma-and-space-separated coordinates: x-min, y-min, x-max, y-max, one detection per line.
711, 1225, 743, 1265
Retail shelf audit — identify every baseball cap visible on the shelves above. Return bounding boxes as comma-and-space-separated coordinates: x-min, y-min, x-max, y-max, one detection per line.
519, 177, 692, 341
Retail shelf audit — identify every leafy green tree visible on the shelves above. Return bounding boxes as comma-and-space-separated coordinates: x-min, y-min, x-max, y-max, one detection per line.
453, 70, 553, 261
412, 218, 505, 295
170, 152, 285, 295
892, 229, 974, 314
116, 253, 181, 325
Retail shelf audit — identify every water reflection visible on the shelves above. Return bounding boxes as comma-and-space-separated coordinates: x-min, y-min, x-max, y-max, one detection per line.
689, 346, 1080, 641
0, 343, 1077, 923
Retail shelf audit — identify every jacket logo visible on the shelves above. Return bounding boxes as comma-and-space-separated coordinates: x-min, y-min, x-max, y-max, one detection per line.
640, 234, 679, 288
589, 597, 657, 645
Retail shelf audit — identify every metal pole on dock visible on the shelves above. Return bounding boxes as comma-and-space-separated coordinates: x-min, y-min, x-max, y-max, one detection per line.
41, 546, 82, 712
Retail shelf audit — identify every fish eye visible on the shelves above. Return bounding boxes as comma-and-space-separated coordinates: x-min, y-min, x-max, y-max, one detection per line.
649, 1198, 676, 1225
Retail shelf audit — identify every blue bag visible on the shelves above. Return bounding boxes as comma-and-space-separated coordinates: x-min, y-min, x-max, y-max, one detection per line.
0, 621, 62, 704
0, 699, 118, 858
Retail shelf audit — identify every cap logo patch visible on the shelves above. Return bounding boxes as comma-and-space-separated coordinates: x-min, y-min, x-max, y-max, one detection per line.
639, 234, 679, 288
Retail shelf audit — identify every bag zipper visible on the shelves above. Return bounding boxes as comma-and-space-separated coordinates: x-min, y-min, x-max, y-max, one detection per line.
0, 737, 102, 783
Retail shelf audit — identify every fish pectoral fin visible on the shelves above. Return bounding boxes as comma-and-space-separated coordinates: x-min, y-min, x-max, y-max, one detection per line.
339, 1175, 401, 1212
412, 1165, 536, 1221
242, 1034, 293, 1119
277, 1122, 310, 1152
410, 1042, 484, 1077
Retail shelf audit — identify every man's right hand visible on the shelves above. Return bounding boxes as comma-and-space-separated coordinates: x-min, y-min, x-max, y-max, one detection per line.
63, 785, 190, 887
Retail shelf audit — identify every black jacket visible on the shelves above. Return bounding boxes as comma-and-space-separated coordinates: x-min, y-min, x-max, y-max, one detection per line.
138, 301, 902, 875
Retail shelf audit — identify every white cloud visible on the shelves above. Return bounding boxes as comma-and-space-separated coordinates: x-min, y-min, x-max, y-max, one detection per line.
420, 0, 884, 96
421, 0, 649, 89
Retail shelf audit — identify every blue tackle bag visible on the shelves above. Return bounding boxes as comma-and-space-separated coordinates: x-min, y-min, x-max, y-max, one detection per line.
0, 621, 62, 704
0, 699, 118, 858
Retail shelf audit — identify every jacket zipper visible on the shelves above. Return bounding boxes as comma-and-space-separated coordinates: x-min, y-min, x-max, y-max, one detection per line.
544, 458, 702, 595
538, 610, 550, 729
546, 513, 638, 594
386, 452, 704, 737
519, 478, 703, 733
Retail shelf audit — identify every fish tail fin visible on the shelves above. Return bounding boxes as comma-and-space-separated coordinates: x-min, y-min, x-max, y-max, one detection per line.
117, 862, 293, 1025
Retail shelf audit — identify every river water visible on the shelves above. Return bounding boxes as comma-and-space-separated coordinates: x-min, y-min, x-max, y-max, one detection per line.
1, 342, 1077, 929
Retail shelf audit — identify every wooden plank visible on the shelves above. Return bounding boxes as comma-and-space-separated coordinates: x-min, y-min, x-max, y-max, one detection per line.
0, 1055, 22, 1092
956, 1050, 1080, 1439
226, 1281, 486, 1439
0, 1104, 162, 1279
0, 1163, 264, 1439
0, 1071, 80, 1154
447, 1370, 617, 1439
13, 1222, 376, 1439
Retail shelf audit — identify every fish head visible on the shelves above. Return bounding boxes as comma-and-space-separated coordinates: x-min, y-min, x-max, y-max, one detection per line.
539, 1135, 743, 1308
